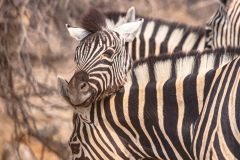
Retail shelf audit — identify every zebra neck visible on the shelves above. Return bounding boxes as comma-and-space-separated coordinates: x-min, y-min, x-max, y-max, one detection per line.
192, 57, 240, 159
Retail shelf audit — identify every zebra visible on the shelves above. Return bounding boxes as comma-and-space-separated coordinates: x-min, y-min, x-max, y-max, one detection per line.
206, 0, 240, 49
57, 8, 240, 159
192, 56, 240, 159
107, 7, 207, 60
58, 46, 240, 159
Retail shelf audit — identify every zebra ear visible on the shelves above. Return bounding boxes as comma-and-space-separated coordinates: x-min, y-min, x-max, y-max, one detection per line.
114, 18, 144, 42
205, 25, 213, 49
66, 24, 90, 41
125, 6, 136, 22
57, 76, 71, 103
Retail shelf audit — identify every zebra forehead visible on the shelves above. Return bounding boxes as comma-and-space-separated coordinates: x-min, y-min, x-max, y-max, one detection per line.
79, 31, 119, 47
81, 8, 106, 33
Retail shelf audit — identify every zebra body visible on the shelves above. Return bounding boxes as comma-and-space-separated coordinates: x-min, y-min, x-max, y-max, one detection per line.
105, 8, 206, 60
64, 48, 240, 160
58, 8, 240, 159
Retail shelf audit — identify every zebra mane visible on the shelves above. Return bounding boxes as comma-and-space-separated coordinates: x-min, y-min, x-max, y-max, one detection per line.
81, 8, 107, 33
130, 47, 240, 83
151, 18, 205, 34
133, 47, 240, 68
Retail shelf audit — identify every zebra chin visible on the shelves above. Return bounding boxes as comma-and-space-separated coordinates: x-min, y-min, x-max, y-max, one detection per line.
57, 76, 96, 108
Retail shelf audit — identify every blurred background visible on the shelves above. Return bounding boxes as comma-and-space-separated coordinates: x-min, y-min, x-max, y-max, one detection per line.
0, 0, 219, 159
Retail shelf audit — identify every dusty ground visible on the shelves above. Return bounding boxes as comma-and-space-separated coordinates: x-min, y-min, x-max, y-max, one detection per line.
0, 0, 220, 159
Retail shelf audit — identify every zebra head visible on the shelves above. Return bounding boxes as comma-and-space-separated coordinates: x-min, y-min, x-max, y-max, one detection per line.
206, 0, 240, 48
58, 9, 143, 109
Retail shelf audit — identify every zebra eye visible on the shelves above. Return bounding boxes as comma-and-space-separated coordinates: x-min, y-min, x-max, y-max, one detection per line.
101, 49, 114, 59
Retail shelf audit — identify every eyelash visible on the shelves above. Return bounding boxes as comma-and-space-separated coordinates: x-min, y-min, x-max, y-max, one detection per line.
101, 49, 114, 59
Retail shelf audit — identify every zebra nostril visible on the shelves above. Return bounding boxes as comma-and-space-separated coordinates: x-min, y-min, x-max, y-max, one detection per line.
79, 82, 89, 92
81, 83, 86, 89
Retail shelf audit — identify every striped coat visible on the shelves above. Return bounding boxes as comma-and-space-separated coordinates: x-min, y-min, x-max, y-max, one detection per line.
206, 0, 240, 49
105, 10, 206, 60
192, 56, 240, 159
68, 48, 240, 160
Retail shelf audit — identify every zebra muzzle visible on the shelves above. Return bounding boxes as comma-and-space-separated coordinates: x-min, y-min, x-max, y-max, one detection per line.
57, 76, 96, 108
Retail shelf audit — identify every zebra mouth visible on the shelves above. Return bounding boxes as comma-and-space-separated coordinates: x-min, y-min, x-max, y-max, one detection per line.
57, 76, 96, 108
71, 90, 96, 108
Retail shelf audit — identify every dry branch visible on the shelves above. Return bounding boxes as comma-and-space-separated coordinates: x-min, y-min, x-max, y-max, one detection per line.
0, 0, 71, 159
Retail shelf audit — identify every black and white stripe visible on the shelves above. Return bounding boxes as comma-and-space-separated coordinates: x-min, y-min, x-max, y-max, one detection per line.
192, 56, 240, 159
206, 0, 240, 49
74, 30, 131, 100
105, 10, 206, 60
69, 47, 240, 160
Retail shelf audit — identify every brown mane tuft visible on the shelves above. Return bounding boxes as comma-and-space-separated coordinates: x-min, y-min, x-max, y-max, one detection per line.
81, 8, 106, 33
